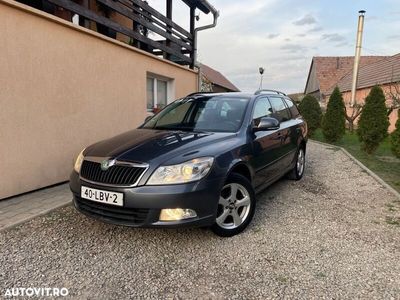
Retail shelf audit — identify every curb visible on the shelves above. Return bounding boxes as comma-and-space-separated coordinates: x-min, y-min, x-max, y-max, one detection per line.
0, 202, 71, 232
310, 140, 400, 200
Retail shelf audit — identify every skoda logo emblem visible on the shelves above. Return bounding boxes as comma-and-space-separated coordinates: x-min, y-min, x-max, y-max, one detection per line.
100, 159, 115, 171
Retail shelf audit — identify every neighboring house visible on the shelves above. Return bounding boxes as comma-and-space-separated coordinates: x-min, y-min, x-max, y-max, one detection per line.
200, 64, 240, 92
287, 93, 305, 104
327, 53, 400, 132
0, 0, 217, 199
304, 56, 388, 107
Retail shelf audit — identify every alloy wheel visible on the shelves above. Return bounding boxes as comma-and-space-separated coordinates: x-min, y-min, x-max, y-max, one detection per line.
297, 149, 305, 177
216, 183, 251, 229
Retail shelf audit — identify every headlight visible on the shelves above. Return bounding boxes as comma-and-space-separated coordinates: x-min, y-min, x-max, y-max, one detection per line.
73, 149, 85, 173
147, 157, 214, 185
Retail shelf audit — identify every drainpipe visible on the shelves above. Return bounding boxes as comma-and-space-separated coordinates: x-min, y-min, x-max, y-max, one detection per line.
193, 1, 219, 91
350, 10, 366, 107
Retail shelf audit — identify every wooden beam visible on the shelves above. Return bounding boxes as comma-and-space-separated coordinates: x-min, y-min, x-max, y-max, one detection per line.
166, 0, 172, 20
153, 49, 191, 56
46, 0, 192, 63
182, 0, 210, 14
165, 0, 172, 59
97, 0, 192, 51
189, 6, 195, 68
190, 6, 195, 35
118, 0, 192, 44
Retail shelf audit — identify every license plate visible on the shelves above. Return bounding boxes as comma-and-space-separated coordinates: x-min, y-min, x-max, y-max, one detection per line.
81, 186, 123, 206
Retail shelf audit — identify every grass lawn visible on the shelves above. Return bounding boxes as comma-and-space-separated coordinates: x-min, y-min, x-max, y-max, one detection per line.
311, 129, 400, 193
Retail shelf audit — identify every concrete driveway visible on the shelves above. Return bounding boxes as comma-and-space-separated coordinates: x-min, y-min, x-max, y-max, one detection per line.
1, 142, 399, 299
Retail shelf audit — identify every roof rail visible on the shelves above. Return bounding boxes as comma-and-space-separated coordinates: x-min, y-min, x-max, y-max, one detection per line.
254, 89, 287, 96
185, 91, 216, 97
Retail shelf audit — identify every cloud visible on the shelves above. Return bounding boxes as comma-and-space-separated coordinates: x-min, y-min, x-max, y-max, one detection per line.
366, 16, 378, 21
387, 34, 400, 40
335, 41, 348, 47
267, 33, 280, 39
322, 33, 346, 42
280, 44, 308, 53
194, 0, 399, 93
293, 14, 317, 26
308, 26, 323, 32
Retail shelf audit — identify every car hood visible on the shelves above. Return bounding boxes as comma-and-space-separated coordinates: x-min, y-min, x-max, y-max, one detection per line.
85, 128, 237, 164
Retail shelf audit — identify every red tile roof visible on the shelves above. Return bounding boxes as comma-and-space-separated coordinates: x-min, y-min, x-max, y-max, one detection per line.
333, 53, 400, 93
305, 56, 389, 96
200, 64, 240, 92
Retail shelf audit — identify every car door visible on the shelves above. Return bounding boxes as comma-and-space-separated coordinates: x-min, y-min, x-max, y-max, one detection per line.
249, 97, 283, 188
268, 96, 298, 172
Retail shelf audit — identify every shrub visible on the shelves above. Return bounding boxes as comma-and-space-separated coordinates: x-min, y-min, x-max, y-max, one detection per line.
357, 86, 389, 154
298, 95, 322, 136
322, 87, 346, 142
391, 110, 400, 158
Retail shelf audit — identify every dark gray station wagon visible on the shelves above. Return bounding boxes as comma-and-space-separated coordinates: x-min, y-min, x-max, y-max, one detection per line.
70, 90, 307, 237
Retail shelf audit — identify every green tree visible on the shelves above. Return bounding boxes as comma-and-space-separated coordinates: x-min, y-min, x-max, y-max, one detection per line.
357, 86, 389, 154
391, 110, 400, 158
322, 87, 346, 142
298, 95, 322, 136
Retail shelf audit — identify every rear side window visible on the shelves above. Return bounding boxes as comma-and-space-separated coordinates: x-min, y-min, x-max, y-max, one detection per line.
252, 98, 273, 126
268, 96, 291, 122
284, 98, 300, 118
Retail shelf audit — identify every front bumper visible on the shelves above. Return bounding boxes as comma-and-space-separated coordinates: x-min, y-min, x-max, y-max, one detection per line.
69, 171, 223, 228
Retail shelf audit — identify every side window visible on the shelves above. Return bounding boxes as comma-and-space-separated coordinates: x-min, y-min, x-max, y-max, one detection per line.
156, 102, 192, 126
268, 97, 291, 122
252, 98, 273, 126
284, 98, 300, 118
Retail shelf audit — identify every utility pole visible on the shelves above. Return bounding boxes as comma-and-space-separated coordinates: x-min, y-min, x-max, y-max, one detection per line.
350, 10, 366, 107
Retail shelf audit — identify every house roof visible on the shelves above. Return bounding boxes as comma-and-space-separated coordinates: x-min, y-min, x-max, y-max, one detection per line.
332, 53, 400, 94
304, 56, 389, 96
201, 64, 240, 92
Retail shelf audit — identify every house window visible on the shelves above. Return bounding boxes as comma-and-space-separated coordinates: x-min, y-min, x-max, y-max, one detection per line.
147, 76, 171, 112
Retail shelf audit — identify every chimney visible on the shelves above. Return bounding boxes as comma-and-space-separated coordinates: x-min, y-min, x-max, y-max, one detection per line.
350, 10, 366, 107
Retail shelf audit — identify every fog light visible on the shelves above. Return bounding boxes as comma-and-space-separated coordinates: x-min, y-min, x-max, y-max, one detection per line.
159, 208, 197, 221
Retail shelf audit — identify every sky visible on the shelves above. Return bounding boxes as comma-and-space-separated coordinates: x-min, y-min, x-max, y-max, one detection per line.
149, 0, 400, 94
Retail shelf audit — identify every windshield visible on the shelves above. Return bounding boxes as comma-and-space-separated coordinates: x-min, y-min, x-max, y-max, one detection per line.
142, 96, 250, 133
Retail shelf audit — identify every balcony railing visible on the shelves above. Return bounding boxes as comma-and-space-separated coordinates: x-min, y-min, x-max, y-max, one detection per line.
18, 0, 210, 68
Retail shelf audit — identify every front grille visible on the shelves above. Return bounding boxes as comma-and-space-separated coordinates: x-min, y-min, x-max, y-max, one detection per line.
80, 160, 146, 186
75, 197, 149, 225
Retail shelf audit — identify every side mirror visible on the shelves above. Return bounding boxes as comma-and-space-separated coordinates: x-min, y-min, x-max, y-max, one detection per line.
144, 115, 153, 123
253, 117, 280, 132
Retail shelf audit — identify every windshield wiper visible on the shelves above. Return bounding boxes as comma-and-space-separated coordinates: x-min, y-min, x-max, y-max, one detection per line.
153, 126, 176, 130
153, 126, 208, 133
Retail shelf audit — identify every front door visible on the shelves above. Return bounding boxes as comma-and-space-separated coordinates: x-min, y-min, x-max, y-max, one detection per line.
249, 97, 282, 189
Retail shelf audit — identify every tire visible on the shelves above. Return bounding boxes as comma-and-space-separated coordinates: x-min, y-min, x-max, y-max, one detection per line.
287, 146, 306, 181
211, 173, 256, 237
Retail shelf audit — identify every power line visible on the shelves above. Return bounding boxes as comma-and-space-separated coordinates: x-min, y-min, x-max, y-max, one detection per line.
361, 46, 393, 59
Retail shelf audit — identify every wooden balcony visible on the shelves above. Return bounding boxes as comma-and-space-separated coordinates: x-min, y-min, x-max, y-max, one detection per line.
16, 0, 213, 68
